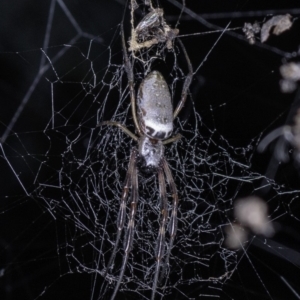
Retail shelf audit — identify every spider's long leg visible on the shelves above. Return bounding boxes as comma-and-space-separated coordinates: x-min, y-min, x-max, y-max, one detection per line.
173, 38, 193, 119
162, 133, 182, 145
105, 150, 136, 277
158, 158, 179, 283
110, 149, 139, 300
121, 23, 142, 136
151, 166, 168, 300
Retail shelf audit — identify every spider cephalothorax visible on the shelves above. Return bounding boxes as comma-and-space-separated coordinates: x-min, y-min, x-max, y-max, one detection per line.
137, 136, 164, 173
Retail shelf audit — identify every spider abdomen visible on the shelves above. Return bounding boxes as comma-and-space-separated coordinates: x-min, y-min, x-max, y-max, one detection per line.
137, 71, 173, 140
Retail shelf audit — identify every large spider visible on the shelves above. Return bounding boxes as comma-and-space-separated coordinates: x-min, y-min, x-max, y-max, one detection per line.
101, 11, 193, 300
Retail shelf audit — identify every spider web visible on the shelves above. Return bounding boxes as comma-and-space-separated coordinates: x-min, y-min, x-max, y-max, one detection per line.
1, 1, 300, 300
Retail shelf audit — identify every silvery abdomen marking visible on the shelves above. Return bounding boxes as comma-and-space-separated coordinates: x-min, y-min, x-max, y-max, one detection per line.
137, 71, 173, 140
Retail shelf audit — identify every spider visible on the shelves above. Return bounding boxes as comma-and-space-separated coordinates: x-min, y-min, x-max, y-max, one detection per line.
101, 13, 193, 300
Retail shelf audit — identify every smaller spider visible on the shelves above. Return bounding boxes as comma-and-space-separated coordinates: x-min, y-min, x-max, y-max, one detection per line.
129, 7, 179, 52
100, 19, 193, 300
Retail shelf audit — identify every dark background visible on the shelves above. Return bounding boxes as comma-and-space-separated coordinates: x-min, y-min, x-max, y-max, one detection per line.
1, 1, 300, 299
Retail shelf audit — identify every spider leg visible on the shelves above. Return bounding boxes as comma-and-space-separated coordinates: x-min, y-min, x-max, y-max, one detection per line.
151, 165, 168, 300
163, 158, 179, 246
110, 149, 139, 300
100, 121, 138, 141
104, 149, 136, 277
158, 158, 179, 284
162, 133, 182, 145
121, 23, 142, 136
173, 38, 193, 119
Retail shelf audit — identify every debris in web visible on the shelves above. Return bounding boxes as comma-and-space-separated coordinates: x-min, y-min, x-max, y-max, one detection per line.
243, 21, 261, 44
234, 196, 274, 237
261, 14, 293, 43
280, 62, 300, 93
225, 224, 247, 249
225, 196, 275, 249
